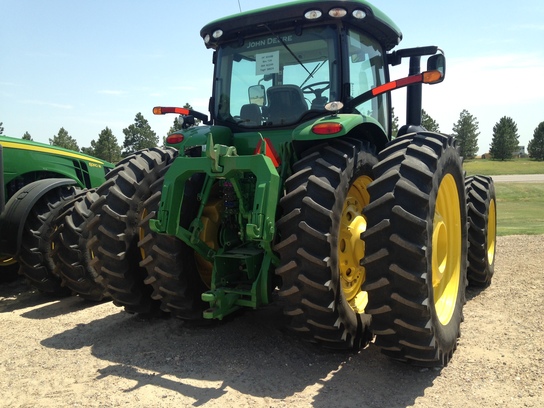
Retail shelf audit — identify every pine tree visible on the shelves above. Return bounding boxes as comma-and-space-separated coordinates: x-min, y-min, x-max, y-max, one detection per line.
80, 146, 95, 156
452, 109, 480, 159
168, 117, 184, 136
422, 109, 440, 132
49, 127, 80, 151
122, 112, 158, 156
391, 107, 399, 136
22, 132, 33, 141
93, 127, 122, 163
167, 102, 200, 136
183, 102, 201, 126
490, 116, 519, 161
527, 121, 544, 161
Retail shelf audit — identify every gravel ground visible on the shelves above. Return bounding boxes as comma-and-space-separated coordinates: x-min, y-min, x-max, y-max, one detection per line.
0, 235, 542, 408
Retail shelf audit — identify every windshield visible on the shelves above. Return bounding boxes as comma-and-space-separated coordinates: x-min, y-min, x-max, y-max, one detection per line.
214, 26, 339, 127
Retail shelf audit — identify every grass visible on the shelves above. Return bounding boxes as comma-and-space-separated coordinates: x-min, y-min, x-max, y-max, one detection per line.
459, 158, 544, 235
463, 158, 544, 176
495, 183, 544, 236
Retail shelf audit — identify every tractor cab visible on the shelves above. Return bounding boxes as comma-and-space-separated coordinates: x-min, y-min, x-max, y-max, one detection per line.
201, 0, 401, 137
157, 1, 445, 153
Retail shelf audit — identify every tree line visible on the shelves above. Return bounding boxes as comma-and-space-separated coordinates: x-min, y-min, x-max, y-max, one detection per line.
391, 108, 544, 161
0, 103, 192, 164
1, 106, 544, 162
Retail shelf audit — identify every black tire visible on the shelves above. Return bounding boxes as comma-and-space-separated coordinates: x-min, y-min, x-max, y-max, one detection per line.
138, 167, 208, 319
0, 258, 21, 283
274, 138, 377, 350
465, 175, 496, 287
87, 148, 177, 314
17, 185, 78, 296
362, 132, 468, 366
51, 189, 108, 301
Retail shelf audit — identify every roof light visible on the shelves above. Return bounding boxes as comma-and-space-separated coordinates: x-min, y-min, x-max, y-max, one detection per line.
212, 29, 223, 39
329, 8, 347, 18
352, 10, 367, 19
166, 134, 184, 144
204, 34, 210, 44
312, 123, 344, 135
325, 101, 344, 112
304, 9, 322, 20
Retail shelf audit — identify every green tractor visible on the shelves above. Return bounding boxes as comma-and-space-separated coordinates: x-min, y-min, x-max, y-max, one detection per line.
0, 135, 114, 299
88, 0, 496, 365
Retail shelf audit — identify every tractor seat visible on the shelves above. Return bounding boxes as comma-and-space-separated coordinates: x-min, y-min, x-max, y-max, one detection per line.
240, 104, 262, 126
266, 85, 308, 125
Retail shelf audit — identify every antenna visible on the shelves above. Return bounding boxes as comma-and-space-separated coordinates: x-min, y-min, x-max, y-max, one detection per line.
238, 0, 242, 12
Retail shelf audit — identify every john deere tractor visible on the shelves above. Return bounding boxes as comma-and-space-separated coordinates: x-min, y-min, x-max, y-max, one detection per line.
0, 135, 113, 298
88, 0, 496, 366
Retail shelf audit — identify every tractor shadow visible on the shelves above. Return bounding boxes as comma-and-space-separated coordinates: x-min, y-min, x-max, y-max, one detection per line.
465, 284, 489, 301
0, 278, 59, 313
41, 302, 439, 407
0, 278, 107, 317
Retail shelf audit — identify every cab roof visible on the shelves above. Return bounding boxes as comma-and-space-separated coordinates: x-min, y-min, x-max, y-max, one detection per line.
200, 0, 402, 51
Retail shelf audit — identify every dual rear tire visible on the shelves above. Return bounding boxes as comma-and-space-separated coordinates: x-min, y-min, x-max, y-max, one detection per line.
51, 189, 108, 301
466, 175, 496, 287
82, 134, 494, 367
87, 148, 177, 314
87, 148, 206, 317
17, 185, 78, 296
275, 138, 377, 350
362, 132, 467, 366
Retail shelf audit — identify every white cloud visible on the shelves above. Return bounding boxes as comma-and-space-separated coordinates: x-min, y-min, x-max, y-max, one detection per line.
390, 51, 544, 154
21, 100, 73, 109
445, 53, 544, 106
509, 24, 544, 32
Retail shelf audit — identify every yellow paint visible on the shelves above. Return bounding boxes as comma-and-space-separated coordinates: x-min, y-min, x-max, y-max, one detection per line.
0, 140, 104, 165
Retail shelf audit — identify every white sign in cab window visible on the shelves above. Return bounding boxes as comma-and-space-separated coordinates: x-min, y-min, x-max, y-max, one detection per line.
256, 51, 279, 75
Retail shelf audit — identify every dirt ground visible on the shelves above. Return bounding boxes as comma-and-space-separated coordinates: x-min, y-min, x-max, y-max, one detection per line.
0, 235, 542, 408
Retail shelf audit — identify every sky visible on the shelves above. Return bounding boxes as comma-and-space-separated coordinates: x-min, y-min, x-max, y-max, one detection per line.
1, 0, 543, 155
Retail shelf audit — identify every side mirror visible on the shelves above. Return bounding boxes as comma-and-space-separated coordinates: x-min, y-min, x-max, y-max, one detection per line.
249, 85, 266, 107
426, 53, 446, 84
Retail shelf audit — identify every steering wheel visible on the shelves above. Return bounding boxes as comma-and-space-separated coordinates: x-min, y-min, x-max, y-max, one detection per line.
301, 81, 330, 98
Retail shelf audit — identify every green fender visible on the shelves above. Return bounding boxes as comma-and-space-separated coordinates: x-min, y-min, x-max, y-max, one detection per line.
292, 113, 387, 142
166, 125, 233, 151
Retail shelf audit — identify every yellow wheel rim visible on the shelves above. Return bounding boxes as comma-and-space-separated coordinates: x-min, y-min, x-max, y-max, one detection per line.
338, 175, 372, 313
487, 199, 496, 265
432, 174, 462, 326
0, 256, 17, 267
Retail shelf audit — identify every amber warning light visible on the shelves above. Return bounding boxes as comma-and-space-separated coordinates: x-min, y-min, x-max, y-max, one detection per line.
153, 106, 190, 116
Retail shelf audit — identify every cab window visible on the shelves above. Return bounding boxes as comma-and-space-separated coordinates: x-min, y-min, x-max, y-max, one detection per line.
347, 30, 389, 134
215, 26, 338, 127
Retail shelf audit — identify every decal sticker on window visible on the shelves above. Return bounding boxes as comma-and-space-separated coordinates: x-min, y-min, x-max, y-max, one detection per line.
256, 51, 279, 75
